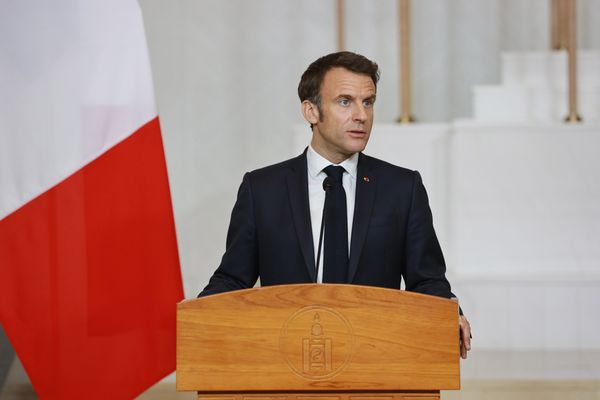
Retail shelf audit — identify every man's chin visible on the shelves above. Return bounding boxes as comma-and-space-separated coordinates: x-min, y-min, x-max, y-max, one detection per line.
347, 138, 369, 154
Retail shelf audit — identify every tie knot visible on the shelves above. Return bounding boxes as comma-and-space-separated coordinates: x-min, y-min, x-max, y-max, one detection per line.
324, 165, 345, 184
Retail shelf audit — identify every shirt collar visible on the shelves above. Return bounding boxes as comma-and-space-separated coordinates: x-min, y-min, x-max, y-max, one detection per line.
307, 145, 358, 179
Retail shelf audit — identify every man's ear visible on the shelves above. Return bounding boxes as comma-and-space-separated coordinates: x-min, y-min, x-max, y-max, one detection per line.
301, 100, 319, 125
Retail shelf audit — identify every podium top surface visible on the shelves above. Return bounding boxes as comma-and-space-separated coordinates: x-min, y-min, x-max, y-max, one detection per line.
177, 284, 460, 392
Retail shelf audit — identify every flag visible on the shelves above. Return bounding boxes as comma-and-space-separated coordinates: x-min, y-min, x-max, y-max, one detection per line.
0, 1, 184, 398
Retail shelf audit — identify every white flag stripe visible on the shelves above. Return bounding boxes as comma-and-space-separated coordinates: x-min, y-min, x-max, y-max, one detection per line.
0, 0, 157, 220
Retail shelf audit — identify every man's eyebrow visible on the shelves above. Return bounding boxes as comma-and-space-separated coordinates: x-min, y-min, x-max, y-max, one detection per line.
335, 94, 376, 100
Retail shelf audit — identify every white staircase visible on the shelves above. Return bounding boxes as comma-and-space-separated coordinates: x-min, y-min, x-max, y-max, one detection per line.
473, 50, 600, 123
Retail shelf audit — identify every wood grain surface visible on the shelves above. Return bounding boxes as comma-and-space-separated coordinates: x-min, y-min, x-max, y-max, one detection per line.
177, 284, 459, 392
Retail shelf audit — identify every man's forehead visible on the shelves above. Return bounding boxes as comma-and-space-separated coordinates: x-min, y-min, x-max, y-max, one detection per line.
322, 67, 376, 95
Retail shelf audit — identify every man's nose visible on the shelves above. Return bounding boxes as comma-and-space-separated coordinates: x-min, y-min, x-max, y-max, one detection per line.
353, 105, 367, 123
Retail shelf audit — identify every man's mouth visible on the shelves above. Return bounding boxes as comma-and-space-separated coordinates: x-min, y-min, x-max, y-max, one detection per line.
348, 130, 367, 136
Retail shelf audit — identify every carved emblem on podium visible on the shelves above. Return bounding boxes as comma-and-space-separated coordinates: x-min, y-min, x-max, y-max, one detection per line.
279, 306, 354, 380
302, 313, 331, 373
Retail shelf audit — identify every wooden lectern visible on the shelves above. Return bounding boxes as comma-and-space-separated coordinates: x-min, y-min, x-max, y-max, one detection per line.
177, 284, 460, 400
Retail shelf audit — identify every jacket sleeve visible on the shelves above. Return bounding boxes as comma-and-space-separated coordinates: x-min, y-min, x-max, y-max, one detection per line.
402, 171, 456, 301
198, 172, 259, 297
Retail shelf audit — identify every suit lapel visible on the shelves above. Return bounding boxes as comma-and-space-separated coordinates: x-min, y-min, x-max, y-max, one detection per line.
348, 153, 376, 283
286, 151, 316, 281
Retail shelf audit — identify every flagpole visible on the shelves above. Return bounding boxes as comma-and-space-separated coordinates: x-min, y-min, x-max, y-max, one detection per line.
337, 0, 346, 51
564, 0, 582, 123
397, 0, 415, 123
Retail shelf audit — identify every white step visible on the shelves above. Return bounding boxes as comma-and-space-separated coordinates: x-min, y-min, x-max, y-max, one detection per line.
473, 85, 600, 122
502, 50, 600, 89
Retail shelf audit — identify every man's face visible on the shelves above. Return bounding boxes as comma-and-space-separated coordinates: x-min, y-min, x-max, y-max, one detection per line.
303, 67, 376, 164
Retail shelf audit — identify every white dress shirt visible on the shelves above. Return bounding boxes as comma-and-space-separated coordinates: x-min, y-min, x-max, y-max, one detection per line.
306, 145, 358, 283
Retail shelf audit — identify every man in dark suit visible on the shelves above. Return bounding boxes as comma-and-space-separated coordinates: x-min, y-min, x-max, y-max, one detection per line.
200, 51, 471, 358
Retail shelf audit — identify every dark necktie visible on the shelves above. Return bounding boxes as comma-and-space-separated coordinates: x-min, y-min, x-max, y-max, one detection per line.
323, 165, 348, 283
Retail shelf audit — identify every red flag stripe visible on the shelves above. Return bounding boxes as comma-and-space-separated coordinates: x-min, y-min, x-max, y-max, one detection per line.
0, 117, 183, 399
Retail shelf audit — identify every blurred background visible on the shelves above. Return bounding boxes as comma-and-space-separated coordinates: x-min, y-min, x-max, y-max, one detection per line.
2, 0, 599, 398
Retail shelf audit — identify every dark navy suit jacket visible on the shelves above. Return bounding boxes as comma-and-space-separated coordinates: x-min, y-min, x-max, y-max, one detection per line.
200, 151, 455, 300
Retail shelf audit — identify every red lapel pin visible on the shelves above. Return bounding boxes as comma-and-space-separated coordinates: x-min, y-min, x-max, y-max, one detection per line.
363, 176, 370, 182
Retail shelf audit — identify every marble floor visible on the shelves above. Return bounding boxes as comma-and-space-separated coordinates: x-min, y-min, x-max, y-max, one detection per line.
2, 351, 600, 399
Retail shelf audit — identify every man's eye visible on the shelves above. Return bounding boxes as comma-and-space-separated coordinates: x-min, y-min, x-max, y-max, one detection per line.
363, 99, 374, 107
339, 99, 350, 106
